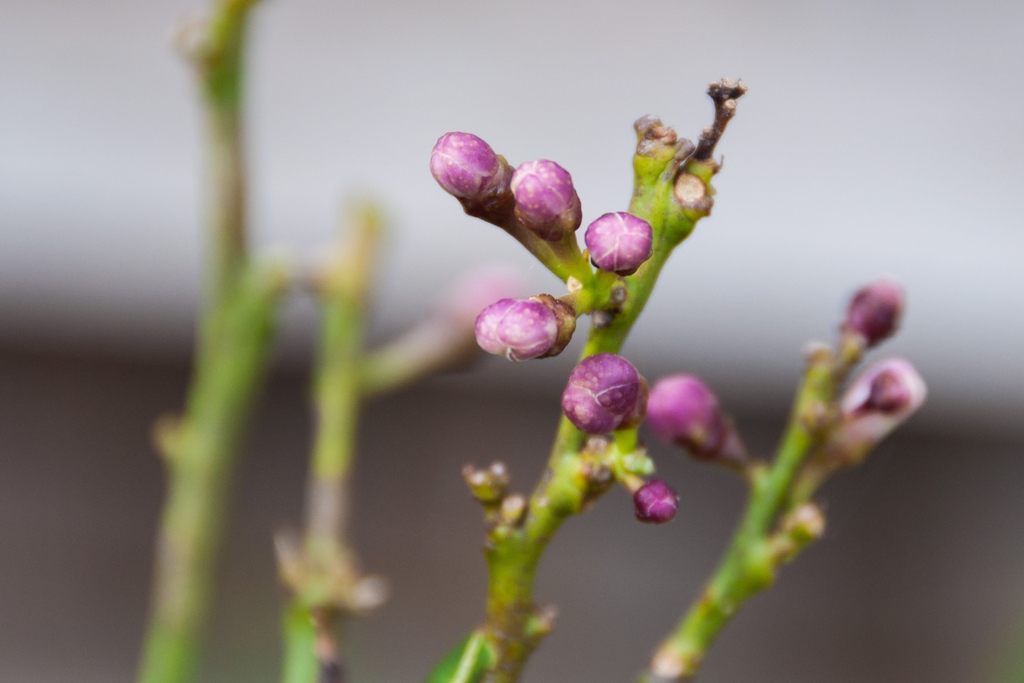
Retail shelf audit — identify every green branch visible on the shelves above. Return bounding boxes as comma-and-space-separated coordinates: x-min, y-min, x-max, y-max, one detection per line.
279, 204, 386, 683
138, 4, 280, 683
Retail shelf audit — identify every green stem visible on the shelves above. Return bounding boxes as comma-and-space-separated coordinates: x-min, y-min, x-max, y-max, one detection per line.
139, 263, 283, 683
280, 204, 384, 683
478, 135, 714, 683
644, 354, 837, 681
138, 4, 278, 683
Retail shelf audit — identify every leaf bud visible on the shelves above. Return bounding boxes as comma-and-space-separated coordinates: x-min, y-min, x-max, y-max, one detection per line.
633, 479, 679, 524
474, 295, 576, 361
843, 278, 905, 347
510, 160, 583, 241
646, 374, 747, 463
561, 353, 645, 434
584, 212, 654, 276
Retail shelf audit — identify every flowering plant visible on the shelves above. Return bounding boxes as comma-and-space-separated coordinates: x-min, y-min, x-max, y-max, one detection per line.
135, 2, 925, 683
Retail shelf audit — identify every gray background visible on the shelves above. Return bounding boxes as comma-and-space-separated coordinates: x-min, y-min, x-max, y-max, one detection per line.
0, 0, 1022, 681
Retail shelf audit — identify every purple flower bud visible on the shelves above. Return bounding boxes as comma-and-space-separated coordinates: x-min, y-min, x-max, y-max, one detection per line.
430, 132, 506, 200
510, 160, 583, 241
828, 358, 927, 462
844, 279, 905, 347
633, 479, 678, 524
561, 353, 644, 433
475, 295, 575, 361
647, 374, 746, 462
584, 212, 654, 276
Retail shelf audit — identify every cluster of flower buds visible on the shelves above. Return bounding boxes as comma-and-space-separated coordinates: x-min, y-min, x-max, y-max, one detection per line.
432, 132, 663, 364
825, 357, 927, 464
646, 374, 747, 464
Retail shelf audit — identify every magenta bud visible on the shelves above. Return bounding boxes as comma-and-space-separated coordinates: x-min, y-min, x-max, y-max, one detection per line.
475, 296, 575, 361
561, 353, 645, 434
844, 279, 905, 347
633, 479, 678, 524
828, 358, 927, 462
430, 132, 506, 200
584, 212, 654, 276
647, 374, 746, 462
510, 160, 583, 241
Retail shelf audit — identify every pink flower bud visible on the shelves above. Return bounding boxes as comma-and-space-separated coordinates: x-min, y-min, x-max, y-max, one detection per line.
561, 354, 645, 433
475, 296, 575, 361
510, 160, 583, 241
430, 132, 506, 200
844, 279, 905, 347
633, 479, 678, 524
647, 374, 746, 462
827, 358, 927, 462
584, 212, 654, 276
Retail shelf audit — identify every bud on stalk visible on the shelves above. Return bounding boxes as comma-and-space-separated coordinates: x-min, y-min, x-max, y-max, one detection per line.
843, 278, 905, 347
646, 374, 747, 463
430, 132, 510, 201
475, 295, 576, 361
510, 160, 583, 241
561, 354, 646, 434
584, 212, 654, 276
633, 479, 679, 524
826, 358, 927, 463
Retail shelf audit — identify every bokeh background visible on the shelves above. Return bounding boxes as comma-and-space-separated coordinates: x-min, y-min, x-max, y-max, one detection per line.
1, 0, 1022, 682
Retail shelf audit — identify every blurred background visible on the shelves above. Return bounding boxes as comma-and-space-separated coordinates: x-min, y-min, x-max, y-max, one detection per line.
1, 0, 1022, 682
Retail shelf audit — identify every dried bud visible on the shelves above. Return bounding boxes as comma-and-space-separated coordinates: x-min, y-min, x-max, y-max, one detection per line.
844, 279, 905, 347
475, 296, 575, 361
633, 479, 679, 524
430, 132, 508, 200
561, 353, 645, 434
647, 374, 746, 462
510, 160, 583, 241
827, 358, 927, 462
584, 212, 654, 276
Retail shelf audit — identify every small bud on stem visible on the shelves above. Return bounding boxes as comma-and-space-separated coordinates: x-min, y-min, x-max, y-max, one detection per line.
843, 278, 905, 348
474, 295, 576, 361
561, 354, 646, 434
510, 160, 583, 241
647, 374, 747, 464
430, 132, 510, 202
633, 479, 679, 524
826, 358, 927, 464
584, 212, 654, 276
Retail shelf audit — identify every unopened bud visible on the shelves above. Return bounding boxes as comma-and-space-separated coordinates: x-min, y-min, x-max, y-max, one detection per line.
430, 132, 509, 200
844, 278, 905, 347
633, 479, 679, 524
474, 295, 575, 361
584, 212, 654, 276
561, 354, 646, 434
647, 374, 747, 462
510, 160, 583, 241
827, 358, 927, 462
783, 503, 826, 544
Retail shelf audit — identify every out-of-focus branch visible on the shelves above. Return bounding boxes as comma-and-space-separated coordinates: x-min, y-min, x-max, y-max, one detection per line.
138, 5, 282, 683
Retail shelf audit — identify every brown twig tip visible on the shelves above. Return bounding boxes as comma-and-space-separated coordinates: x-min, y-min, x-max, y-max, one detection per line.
693, 78, 748, 161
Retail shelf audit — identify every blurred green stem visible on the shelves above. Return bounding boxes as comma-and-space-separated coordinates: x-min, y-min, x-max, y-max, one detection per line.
137, 4, 281, 683
279, 205, 385, 683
